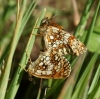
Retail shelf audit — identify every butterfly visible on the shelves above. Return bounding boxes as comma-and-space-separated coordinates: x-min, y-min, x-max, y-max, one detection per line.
28, 17, 87, 79
28, 49, 71, 79
39, 17, 87, 56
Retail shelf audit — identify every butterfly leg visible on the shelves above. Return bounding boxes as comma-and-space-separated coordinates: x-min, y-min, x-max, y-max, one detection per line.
19, 50, 33, 72
32, 33, 44, 36
32, 26, 45, 36
34, 26, 40, 29
24, 50, 33, 65
19, 63, 28, 72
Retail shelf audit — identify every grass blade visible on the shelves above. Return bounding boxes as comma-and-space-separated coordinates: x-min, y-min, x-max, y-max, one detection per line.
75, 0, 94, 37
71, 47, 99, 99
5, 8, 46, 99
0, 1, 27, 99
88, 63, 100, 95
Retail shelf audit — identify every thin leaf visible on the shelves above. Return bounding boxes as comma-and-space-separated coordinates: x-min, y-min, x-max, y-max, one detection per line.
71, 47, 99, 99
0, 1, 27, 99
88, 80, 100, 99
75, 0, 94, 37
5, 8, 46, 99
88, 64, 100, 94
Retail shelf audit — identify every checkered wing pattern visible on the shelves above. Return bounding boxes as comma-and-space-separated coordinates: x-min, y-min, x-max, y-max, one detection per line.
28, 17, 87, 79
28, 50, 71, 79
40, 17, 87, 56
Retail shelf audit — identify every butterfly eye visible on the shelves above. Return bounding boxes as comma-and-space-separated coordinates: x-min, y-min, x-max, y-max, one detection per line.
42, 20, 48, 25
41, 17, 49, 26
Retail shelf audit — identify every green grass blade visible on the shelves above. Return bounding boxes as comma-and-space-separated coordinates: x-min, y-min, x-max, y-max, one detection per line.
88, 63, 100, 95
0, 1, 27, 99
87, 31, 100, 53
88, 80, 100, 99
0, 22, 15, 59
5, 8, 46, 99
71, 47, 99, 99
46, 79, 65, 98
75, 0, 94, 37
18, 0, 38, 38
85, 0, 100, 46
0, 0, 36, 81
71, 1, 100, 98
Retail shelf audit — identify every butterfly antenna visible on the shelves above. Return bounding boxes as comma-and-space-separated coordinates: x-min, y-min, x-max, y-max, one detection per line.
51, 8, 65, 20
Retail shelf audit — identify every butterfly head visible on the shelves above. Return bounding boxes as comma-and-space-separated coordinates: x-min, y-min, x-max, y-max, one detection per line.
39, 17, 51, 32
41, 17, 50, 26
40, 17, 64, 31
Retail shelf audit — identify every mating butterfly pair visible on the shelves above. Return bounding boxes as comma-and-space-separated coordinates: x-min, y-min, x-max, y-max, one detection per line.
28, 17, 87, 79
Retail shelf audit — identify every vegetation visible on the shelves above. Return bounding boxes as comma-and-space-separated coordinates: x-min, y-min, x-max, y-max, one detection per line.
0, 0, 100, 99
